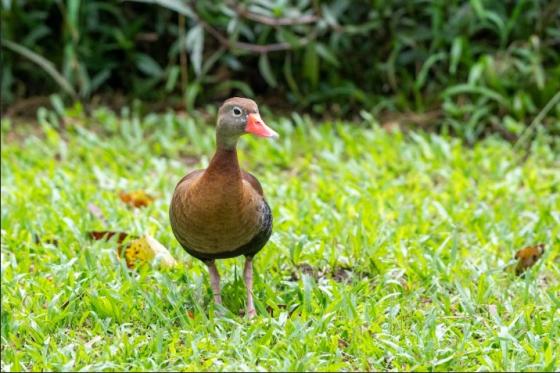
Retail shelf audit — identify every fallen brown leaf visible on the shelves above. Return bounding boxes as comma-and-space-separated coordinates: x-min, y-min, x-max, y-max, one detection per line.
515, 244, 545, 276
118, 190, 154, 208
88, 230, 134, 258
88, 230, 131, 244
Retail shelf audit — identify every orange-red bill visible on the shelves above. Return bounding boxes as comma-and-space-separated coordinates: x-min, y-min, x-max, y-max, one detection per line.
246, 113, 279, 138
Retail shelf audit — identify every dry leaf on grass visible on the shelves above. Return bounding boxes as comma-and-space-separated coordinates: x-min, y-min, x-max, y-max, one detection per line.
88, 230, 131, 245
514, 244, 545, 276
124, 235, 177, 269
88, 231, 176, 269
88, 230, 134, 259
118, 190, 154, 208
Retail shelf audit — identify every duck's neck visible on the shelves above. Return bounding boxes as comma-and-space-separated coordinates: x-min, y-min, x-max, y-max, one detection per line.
204, 145, 242, 180
216, 130, 239, 151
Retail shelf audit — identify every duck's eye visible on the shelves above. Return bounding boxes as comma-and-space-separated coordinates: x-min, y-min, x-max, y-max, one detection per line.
232, 107, 242, 117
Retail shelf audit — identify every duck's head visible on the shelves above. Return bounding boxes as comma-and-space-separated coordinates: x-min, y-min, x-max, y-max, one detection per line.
216, 97, 278, 149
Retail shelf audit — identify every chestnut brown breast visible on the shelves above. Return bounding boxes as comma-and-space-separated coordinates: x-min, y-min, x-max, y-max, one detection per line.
169, 149, 268, 255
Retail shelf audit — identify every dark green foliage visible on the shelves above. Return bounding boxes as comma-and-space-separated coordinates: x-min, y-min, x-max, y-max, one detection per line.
1, 0, 559, 139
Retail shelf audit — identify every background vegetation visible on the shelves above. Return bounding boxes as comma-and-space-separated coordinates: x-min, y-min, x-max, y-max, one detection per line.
2, 0, 560, 142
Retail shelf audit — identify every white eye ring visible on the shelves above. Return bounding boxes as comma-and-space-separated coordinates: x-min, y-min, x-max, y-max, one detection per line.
232, 107, 242, 116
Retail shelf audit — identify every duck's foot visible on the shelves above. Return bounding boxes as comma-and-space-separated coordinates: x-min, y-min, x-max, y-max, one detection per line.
246, 307, 257, 319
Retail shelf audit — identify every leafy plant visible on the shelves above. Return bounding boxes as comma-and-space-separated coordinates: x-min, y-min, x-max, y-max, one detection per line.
1, 0, 559, 140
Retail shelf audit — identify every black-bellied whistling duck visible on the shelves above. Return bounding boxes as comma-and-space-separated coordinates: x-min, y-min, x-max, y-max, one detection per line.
169, 97, 278, 318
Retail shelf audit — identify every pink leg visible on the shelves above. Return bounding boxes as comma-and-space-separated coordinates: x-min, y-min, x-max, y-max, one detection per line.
206, 261, 222, 305
244, 257, 257, 319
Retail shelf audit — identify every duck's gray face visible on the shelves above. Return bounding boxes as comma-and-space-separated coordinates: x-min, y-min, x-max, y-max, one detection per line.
217, 97, 278, 148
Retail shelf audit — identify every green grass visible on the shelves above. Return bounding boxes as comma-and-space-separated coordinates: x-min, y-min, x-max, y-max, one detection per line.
1, 107, 559, 371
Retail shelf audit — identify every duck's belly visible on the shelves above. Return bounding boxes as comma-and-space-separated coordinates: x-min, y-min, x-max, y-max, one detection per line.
170, 191, 268, 256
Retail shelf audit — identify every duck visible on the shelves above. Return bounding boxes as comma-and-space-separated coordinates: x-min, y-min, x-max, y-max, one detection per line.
169, 97, 278, 318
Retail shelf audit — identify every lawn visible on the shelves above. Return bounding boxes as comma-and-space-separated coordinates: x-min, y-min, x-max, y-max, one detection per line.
1, 107, 559, 371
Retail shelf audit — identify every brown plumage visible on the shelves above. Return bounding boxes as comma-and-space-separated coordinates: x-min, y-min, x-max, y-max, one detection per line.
169, 97, 278, 318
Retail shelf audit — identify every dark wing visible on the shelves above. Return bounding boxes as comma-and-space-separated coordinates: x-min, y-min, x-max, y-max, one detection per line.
242, 171, 264, 196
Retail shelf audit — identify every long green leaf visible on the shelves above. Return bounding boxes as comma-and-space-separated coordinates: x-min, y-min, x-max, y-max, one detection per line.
135, 53, 163, 77
449, 37, 463, 75
125, 0, 195, 18
303, 43, 319, 89
259, 54, 277, 88
315, 43, 339, 67
1, 39, 78, 99
415, 52, 446, 90
443, 84, 509, 108
186, 24, 204, 76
